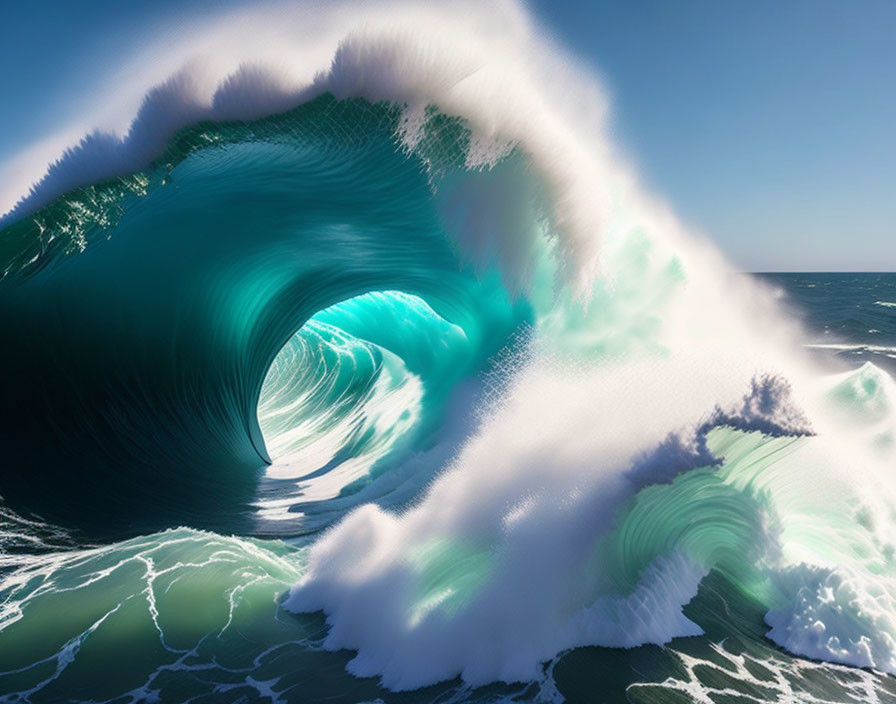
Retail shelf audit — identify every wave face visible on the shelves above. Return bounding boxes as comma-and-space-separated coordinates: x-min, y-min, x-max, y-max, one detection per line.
0, 95, 531, 532
2, 1, 896, 701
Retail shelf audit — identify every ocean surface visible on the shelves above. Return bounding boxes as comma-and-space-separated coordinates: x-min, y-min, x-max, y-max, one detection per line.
1, 4, 896, 702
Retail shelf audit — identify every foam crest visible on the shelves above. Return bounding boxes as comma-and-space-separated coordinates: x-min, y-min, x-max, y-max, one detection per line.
767, 565, 896, 673
0, 0, 613, 292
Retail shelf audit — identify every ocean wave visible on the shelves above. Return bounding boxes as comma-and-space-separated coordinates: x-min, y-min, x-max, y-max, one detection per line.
1, 0, 896, 698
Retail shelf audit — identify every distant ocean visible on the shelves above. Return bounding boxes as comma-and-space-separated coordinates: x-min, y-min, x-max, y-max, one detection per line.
762, 273, 896, 374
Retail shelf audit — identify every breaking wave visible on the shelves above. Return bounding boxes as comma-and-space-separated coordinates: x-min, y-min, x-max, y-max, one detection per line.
1, 1, 896, 699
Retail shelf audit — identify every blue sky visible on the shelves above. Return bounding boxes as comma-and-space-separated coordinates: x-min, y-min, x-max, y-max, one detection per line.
1, 0, 893, 271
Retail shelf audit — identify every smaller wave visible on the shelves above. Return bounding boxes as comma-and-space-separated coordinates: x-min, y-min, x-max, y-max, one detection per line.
805, 343, 896, 360
874, 301, 896, 308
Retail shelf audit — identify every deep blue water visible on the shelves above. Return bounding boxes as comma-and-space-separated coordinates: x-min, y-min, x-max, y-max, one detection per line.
760, 272, 896, 373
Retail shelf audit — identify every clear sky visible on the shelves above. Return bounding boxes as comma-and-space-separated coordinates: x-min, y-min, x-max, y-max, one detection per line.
1, 0, 893, 271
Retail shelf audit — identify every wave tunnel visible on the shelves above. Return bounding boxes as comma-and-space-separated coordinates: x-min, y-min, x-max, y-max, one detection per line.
0, 97, 532, 535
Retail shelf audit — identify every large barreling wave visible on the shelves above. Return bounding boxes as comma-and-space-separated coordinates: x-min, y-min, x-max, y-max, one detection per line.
2, 1, 896, 701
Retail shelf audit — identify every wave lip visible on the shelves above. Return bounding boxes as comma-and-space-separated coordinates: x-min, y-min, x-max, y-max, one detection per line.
1, 0, 612, 295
